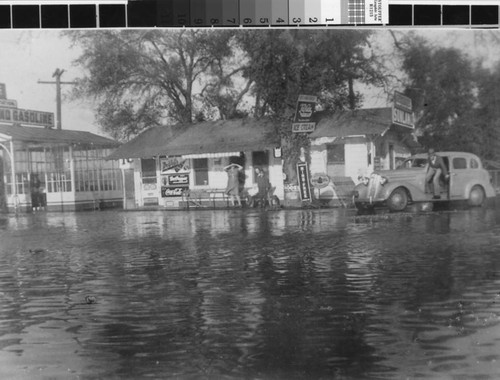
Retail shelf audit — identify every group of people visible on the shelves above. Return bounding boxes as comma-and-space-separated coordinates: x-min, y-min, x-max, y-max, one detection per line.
224, 163, 271, 207
224, 148, 446, 207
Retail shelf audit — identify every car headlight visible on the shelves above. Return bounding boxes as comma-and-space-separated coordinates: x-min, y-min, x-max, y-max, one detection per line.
380, 176, 388, 185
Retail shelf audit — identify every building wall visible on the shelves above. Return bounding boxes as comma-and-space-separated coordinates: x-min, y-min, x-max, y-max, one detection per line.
132, 150, 284, 209
2, 144, 123, 213
311, 132, 413, 182
345, 139, 369, 180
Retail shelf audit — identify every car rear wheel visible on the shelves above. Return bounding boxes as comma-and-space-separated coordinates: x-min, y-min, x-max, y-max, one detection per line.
468, 185, 485, 207
387, 188, 408, 212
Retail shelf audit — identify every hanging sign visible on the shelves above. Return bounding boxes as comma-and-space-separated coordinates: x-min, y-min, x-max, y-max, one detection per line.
297, 162, 312, 201
392, 91, 414, 129
292, 95, 317, 133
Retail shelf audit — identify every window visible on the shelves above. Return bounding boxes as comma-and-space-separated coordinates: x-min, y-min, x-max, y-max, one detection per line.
470, 158, 479, 169
193, 158, 208, 186
327, 144, 345, 164
141, 158, 156, 178
453, 157, 467, 170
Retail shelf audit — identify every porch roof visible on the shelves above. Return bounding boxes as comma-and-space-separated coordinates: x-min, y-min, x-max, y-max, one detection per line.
107, 118, 280, 160
0, 124, 119, 149
310, 108, 397, 139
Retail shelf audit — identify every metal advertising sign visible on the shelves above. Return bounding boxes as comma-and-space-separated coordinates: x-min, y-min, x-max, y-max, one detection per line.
160, 157, 190, 174
161, 187, 186, 197
292, 95, 317, 133
164, 173, 189, 187
0, 106, 54, 128
0, 99, 16, 108
310, 173, 330, 189
392, 91, 414, 129
297, 161, 312, 201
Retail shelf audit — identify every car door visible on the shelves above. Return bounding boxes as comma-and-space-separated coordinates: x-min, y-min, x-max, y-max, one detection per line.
449, 156, 469, 199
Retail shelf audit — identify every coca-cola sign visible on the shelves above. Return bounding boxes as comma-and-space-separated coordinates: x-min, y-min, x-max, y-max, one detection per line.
161, 187, 186, 198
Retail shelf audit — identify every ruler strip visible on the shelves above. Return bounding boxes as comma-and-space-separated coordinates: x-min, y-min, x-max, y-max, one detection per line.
1, 0, 500, 28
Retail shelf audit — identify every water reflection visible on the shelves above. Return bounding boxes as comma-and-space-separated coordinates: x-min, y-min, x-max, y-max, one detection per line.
0, 208, 500, 379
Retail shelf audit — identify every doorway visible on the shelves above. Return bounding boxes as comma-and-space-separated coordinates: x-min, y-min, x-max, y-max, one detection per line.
252, 151, 269, 183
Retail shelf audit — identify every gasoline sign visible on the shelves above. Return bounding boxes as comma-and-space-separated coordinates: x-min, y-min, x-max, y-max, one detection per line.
0, 106, 54, 128
292, 95, 317, 133
392, 91, 414, 129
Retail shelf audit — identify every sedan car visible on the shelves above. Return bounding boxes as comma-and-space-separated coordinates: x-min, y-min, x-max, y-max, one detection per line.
353, 151, 495, 212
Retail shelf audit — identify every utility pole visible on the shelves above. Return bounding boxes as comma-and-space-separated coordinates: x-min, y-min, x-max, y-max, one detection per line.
38, 68, 77, 130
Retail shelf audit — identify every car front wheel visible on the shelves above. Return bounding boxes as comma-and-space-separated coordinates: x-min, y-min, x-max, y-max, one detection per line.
468, 185, 485, 207
387, 188, 408, 212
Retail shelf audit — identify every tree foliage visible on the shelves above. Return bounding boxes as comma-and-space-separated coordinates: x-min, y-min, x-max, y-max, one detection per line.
65, 30, 250, 140
236, 29, 388, 181
66, 29, 389, 182
391, 32, 500, 161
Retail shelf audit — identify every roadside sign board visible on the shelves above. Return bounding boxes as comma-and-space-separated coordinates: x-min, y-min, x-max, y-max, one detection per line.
0, 106, 54, 128
292, 95, 317, 133
165, 173, 189, 186
161, 187, 186, 197
0, 99, 17, 108
297, 161, 312, 201
392, 91, 414, 129
292, 123, 316, 133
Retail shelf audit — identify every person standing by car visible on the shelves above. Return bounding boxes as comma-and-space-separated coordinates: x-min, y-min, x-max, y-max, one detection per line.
426, 148, 449, 199
224, 162, 243, 207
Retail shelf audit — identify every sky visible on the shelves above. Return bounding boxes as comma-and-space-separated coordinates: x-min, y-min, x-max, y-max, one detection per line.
1, 29, 500, 139
0, 30, 97, 133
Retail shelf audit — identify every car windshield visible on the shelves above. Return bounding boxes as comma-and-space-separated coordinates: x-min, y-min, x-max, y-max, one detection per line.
397, 158, 427, 169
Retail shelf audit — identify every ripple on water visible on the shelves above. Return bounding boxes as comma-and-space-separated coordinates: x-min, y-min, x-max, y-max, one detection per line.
0, 209, 500, 378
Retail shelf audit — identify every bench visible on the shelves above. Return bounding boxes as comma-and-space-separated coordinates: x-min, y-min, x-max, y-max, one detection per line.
182, 189, 231, 209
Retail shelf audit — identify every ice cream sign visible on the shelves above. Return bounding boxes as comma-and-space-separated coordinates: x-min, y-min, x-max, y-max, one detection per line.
292, 95, 317, 133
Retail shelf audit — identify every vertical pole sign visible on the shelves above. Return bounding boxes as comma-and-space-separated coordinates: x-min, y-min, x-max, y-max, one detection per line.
296, 161, 311, 201
292, 95, 317, 133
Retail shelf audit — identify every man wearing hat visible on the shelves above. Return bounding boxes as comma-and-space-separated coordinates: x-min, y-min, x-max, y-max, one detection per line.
426, 148, 449, 199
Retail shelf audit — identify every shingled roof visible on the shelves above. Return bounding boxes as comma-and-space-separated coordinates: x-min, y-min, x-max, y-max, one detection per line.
107, 118, 280, 160
310, 108, 394, 138
0, 124, 119, 148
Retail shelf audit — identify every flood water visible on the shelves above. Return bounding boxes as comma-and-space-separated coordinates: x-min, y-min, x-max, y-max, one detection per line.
1, 207, 500, 379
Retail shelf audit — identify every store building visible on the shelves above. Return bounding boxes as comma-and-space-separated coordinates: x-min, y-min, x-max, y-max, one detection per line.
107, 118, 284, 209
308, 107, 419, 205
0, 124, 121, 212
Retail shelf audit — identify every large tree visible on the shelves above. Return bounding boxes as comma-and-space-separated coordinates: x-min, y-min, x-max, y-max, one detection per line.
237, 29, 388, 182
473, 62, 500, 161
391, 32, 478, 152
65, 30, 250, 140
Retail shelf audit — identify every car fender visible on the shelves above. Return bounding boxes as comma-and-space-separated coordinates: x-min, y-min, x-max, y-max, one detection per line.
462, 181, 495, 199
353, 183, 368, 198
380, 181, 426, 201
